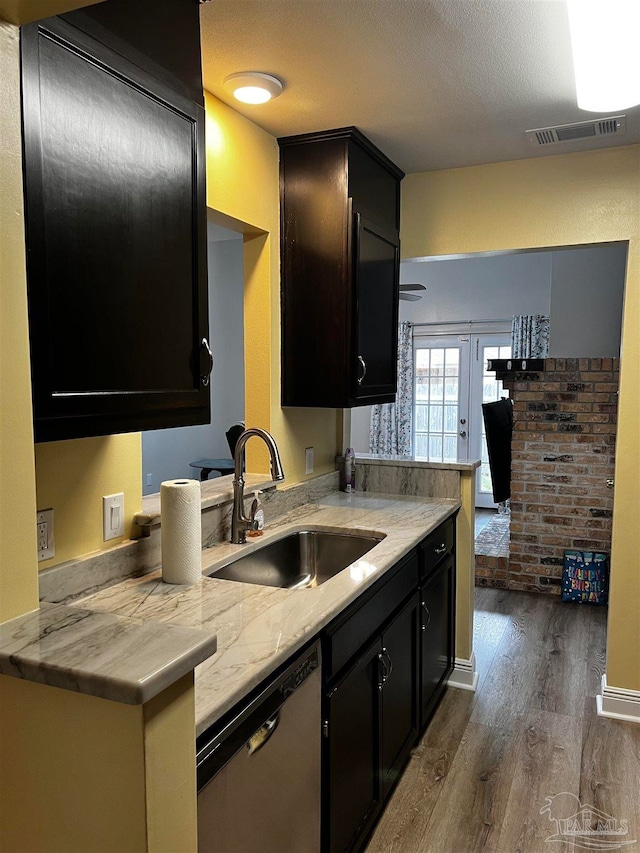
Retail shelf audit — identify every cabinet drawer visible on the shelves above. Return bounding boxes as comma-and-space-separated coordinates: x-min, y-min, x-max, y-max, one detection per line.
325, 550, 418, 681
419, 517, 455, 581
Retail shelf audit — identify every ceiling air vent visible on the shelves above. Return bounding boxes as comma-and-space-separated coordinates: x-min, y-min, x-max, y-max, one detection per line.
526, 116, 626, 146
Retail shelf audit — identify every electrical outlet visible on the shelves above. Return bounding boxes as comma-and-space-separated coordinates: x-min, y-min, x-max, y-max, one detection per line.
305, 447, 314, 475
103, 493, 125, 541
37, 509, 55, 561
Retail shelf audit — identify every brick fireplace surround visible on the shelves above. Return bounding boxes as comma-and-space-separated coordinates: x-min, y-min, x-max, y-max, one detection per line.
482, 358, 619, 594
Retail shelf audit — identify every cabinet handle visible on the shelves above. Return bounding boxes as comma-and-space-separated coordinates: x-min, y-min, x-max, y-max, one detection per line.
383, 648, 393, 681
421, 601, 431, 631
201, 337, 214, 387
377, 649, 388, 691
434, 544, 447, 555
357, 355, 367, 385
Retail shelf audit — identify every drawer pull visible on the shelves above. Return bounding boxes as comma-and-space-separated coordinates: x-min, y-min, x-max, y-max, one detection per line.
421, 601, 431, 631
434, 544, 447, 555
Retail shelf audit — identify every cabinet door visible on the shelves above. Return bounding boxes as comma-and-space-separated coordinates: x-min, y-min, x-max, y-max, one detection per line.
420, 556, 455, 727
22, 18, 210, 441
352, 215, 400, 404
380, 594, 420, 800
325, 639, 382, 853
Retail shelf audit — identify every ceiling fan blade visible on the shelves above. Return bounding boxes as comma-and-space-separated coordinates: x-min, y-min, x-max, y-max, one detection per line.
399, 293, 422, 301
399, 283, 426, 292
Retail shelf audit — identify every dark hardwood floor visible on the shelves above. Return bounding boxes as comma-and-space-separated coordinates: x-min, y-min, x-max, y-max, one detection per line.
366, 588, 640, 853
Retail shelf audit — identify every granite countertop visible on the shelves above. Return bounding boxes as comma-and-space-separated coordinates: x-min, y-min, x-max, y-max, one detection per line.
355, 452, 481, 471
80, 491, 460, 736
0, 601, 217, 704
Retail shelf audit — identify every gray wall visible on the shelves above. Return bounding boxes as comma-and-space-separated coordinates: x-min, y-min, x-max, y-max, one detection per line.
399, 251, 551, 323
142, 228, 245, 494
351, 243, 627, 453
549, 244, 627, 357
399, 243, 626, 355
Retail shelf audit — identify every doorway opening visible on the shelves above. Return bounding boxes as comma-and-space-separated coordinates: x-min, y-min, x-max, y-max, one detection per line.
351, 240, 626, 597
402, 242, 626, 593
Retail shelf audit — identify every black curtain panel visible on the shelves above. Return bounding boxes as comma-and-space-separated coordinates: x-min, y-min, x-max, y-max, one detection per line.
482, 399, 513, 503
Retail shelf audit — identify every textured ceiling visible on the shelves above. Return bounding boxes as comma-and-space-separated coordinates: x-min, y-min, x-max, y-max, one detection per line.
200, 0, 640, 173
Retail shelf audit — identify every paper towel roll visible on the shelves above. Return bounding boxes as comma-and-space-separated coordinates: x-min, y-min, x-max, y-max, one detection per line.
161, 479, 202, 585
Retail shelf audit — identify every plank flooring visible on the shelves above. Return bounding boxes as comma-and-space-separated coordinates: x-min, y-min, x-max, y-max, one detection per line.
366, 589, 640, 853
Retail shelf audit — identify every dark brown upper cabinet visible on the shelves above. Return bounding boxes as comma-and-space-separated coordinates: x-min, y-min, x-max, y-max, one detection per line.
21, 0, 210, 442
279, 128, 404, 408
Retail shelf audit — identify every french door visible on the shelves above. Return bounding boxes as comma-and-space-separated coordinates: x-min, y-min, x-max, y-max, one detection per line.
413, 337, 470, 463
413, 332, 511, 508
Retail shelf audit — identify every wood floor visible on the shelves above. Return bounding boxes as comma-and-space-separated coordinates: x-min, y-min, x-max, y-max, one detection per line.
365, 588, 640, 853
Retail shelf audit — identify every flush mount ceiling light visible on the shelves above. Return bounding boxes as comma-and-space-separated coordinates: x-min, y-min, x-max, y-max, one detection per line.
223, 72, 283, 105
567, 0, 640, 112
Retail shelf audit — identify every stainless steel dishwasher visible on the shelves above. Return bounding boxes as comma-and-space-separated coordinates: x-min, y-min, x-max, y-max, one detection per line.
197, 642, 321, 853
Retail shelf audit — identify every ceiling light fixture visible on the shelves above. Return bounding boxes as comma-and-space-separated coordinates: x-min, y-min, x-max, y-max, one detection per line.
567, 0, 640, 112
223, 72, 283, 105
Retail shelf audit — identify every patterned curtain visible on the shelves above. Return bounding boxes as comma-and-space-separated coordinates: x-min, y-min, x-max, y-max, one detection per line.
511, 315, 550, 358
369, 322, 413, 456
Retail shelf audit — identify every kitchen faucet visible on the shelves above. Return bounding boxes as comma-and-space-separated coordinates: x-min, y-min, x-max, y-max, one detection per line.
231, 428, 285, 544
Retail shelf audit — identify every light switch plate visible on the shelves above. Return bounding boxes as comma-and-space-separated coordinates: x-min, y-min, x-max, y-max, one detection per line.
305, 447, 314, 475
103, 493, 125, 541
37, 508, 55, 561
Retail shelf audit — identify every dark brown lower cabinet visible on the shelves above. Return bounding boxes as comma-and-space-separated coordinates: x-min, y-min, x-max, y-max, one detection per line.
322, 517, 456, 852
325, 639, 382, 853
324, 594, 421, 853
420, 555, 455, 728
380, 594, 420, 800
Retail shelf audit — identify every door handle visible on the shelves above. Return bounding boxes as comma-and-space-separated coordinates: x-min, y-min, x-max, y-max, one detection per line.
459, 430, 467, 438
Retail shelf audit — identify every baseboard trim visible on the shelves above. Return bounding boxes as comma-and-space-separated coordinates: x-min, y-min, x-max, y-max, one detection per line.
447, 652, 478, 692
596, 674, 640, 724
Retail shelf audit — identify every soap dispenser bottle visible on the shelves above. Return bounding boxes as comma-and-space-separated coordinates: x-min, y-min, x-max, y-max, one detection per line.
247, 490, 264, 537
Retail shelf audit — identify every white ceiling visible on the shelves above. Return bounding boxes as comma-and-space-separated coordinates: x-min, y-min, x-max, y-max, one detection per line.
200, 0, 640, 174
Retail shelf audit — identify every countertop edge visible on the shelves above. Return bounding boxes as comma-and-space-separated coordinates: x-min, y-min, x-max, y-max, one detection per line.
0, 602, 218, 705
354, 454, 481, 471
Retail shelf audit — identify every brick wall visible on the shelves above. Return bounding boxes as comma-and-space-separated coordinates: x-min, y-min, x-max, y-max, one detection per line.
500, 357, 619, 594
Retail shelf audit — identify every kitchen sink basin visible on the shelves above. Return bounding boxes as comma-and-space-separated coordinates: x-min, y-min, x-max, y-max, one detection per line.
207, 529, 385, 590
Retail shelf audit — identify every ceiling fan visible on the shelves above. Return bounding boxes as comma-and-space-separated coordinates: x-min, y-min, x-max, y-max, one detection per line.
399, 283, 426, 302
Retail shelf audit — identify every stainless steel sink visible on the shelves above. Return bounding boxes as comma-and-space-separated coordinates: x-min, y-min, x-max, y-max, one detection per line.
207, 529, 385, 589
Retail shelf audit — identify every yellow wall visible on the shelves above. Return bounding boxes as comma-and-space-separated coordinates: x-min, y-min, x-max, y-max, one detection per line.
456, 471, 475, 661
0, 673, 196, 852
204, 92, 339, 483
0, 21, 39, 619
35, 435, 142, 569
0, 0, 102, 25
402, 144, 640, 691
